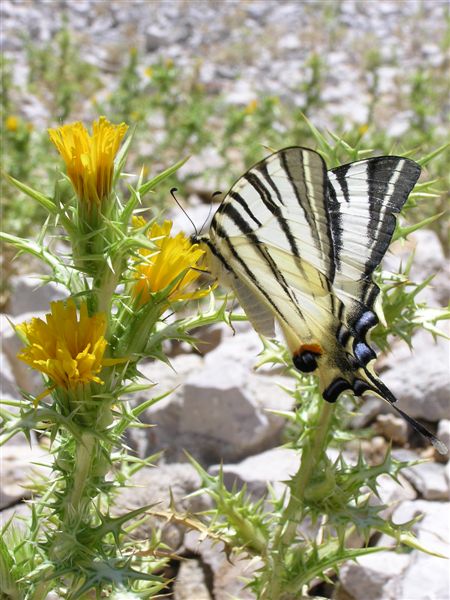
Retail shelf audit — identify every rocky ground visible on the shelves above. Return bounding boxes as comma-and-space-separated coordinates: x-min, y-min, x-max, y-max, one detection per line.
2, 0, 448, 131
1, 1, 450, 599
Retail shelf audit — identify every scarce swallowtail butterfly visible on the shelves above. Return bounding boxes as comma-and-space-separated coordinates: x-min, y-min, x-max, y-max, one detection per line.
194, 146, 447, 454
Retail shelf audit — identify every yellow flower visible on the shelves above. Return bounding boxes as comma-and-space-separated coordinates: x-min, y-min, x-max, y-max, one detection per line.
5, 115, 19, 131
48, 116, 128, 209
244, 99, 258, 115
358, 124, 369, 135
144, 66, 153, 78
132, 220, 209, 306
17, 300, 121, 397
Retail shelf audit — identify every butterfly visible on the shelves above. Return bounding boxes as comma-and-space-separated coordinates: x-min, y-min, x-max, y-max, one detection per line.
193, 146, 446, 454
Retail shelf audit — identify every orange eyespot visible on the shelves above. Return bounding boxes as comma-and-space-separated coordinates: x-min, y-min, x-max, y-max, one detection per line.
293, 343, 323, 374
298, 343, 322, 356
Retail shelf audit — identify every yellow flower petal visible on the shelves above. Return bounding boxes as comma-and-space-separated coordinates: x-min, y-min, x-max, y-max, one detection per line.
132, 220, 210, 306
5, 115, 19, 131
48, 116, 128, 209
16, 299, 117, 398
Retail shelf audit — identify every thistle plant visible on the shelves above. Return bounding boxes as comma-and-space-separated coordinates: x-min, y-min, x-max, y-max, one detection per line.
0, 116, 219, 598
1, 118, 448, 600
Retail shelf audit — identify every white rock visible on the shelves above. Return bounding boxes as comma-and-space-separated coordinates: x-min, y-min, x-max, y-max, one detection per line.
351, 396, 386, 429
126, 353, 203, 459
0, 443, 52, 509
174, 559, 212, 600
0, 349, 18, 400
131, 332, 294, 464
0, 501, 31, 530
382, 329, 450, 422
179, 355, 293, 464
384, 230, 450, 306
391, 500, 450, 600
209, 445, 343, 502
339, 550, 410, 600
401, 461, 449, 500
370, 473, 417, 518
183, 531, 257, 600
209, 446, 300, 497
7, 275, 66, 316
374, 413, 409, 445
437, 420, 450, 453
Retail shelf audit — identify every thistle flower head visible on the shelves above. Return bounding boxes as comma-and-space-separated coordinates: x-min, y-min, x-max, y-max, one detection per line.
16, 299, 120, 397
5, 115, 19, 131
132, 220, 209, 306
48, 116, 128, 209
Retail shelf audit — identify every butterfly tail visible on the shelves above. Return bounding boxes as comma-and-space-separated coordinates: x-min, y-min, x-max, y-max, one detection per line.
321, 364, 448, 455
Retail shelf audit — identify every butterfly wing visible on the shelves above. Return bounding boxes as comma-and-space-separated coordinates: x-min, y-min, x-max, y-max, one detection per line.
327, 156, 421, 313
208, 146, 344, 373
205, 146, 445, 454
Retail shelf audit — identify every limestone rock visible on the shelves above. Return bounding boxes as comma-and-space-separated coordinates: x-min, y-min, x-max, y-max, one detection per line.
129, 333, 294, 465
374, 413, 409, 446
0, 347, 19, 401
437, 419, 450, 453
0, 501, 31, 530
384, 230, 450, 306
339, 500, 450, 599
7, 275, 66, 317
0, 442, 52, 509
381, 329, 450, 423
400, 460, 449, 500
392, 500, 450, 600
173, 559, 212, 600
338, 551, 410, 600
183, 532, 257, 600
369, 473, 417, 519
209, 446, 300, 498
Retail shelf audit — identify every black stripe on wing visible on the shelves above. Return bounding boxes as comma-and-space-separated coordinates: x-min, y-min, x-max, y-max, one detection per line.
257, 162, 285, 206
326, 181, 343, 272
225, 191, 262, 227
282, 148, 337, 285
213, 213, 303, 327
205, 225, 288, 326
238, 165, 310, 282
280, 149, 321, 246
328, 156, 421, 285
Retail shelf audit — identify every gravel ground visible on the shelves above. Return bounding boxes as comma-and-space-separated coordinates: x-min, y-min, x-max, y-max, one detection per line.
2, 0, 449, 131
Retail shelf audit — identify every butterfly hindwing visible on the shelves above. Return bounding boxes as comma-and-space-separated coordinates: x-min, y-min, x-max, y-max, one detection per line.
322, 156, 421, 400
327, 156, 421, 308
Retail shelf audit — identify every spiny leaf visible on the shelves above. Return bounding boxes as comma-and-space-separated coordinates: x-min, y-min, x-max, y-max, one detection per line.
138, 156, 190, 198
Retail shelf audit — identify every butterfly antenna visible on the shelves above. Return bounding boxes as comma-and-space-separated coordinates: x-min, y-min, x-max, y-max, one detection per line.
199, 190, 222, 236
170, 188, 198, 237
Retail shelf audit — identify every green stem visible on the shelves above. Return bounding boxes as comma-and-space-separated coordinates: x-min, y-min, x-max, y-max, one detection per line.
281, 401, 334, 545
65, 432, 96, 521
95, 265, 120, 336
263, 400, 335, 600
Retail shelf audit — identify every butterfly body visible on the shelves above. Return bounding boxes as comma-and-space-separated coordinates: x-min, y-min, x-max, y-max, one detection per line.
195, 146, 446, 454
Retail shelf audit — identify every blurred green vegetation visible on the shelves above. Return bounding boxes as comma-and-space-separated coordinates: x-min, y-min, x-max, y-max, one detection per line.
2, 19, 449, 285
